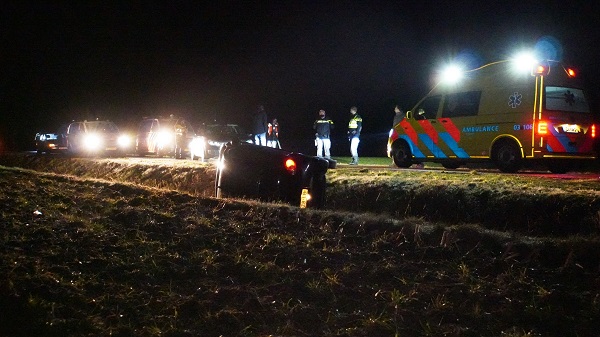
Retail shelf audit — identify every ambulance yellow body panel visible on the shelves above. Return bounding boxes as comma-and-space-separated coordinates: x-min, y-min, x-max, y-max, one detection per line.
388, 60, 597, 173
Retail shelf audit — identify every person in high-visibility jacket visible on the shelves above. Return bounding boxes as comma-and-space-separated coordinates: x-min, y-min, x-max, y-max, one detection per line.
267, 118, 280, 148
347, 106, 362, 165
313, 109, 334, 158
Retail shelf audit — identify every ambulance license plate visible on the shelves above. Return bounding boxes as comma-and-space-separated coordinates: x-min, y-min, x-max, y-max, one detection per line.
562, 124, 580, 133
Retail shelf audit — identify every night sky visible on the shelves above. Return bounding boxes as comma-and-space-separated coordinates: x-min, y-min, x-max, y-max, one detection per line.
2, 1, 600, 155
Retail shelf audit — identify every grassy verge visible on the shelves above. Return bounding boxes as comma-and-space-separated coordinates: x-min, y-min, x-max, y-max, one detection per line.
1, 153, 600, 336
326, 168, 600, 236
1, 167, 600, 336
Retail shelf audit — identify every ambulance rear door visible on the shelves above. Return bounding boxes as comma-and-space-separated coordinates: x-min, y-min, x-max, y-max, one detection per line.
538, 84, 595, 157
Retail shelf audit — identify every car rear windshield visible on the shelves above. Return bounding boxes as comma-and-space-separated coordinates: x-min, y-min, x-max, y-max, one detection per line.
545, 86, 590, 113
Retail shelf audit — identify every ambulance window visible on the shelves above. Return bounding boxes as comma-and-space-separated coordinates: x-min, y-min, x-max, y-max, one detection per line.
415, 96, 441, 120
545, 87, 590, 113
442, 91, 481, 117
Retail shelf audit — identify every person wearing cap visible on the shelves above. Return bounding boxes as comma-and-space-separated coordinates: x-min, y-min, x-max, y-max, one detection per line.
347, 106, 362, 165
313, 109, 334, 159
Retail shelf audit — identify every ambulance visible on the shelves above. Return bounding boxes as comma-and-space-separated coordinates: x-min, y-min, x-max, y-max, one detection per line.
387, 56, 597, 173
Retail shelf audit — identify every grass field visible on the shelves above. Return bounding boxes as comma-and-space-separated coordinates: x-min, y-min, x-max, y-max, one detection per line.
1, 153, 600, 336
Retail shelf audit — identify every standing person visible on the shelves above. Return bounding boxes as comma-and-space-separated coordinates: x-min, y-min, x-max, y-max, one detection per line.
173, 119, 188, 159
313, 109, 334, 158
267, 118, 280, 148
347, 106, 362, 165
253, 105, 268, 146
392, 105, 404, 128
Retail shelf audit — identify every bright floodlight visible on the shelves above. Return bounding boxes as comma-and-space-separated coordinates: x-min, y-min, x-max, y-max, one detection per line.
512, 52, 537, 73
440, 64, 463, 84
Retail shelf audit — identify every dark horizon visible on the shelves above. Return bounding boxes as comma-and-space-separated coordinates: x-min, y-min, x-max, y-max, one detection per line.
2, 1, 599, 156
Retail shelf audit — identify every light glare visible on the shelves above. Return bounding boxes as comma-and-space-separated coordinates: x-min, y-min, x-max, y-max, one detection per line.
118, 135, 131, 148
84, 133, 102, 151
440, 65, 463, 84
512, 52, 537, 73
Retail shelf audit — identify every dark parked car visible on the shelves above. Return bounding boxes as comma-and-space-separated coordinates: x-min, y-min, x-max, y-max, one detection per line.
215, 141, 329, 208
35, 125, 68, 154
135, 116, 195, 158
190, 124, 253, 161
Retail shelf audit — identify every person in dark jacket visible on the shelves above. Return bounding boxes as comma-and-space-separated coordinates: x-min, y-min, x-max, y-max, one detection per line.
392, 105, 404, 127
253, 105, 268, 146
313, 109, 334, 158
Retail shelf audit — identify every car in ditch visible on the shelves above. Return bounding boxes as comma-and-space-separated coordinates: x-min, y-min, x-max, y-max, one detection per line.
190, 123, 253, 161
215, 141, 329, 208
135, 116, 195, 158
64, 120, 132, 156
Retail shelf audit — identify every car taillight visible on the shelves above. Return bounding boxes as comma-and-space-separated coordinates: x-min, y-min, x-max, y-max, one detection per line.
537, 121, 548, 135
592, 124, 596, 138
284, 158, 297, 174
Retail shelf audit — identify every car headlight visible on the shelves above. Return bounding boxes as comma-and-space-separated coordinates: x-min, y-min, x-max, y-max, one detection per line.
189, 137, 205, 153
84, 133, 102, 151
156, 131, 174, 147
117, 134, 131, 148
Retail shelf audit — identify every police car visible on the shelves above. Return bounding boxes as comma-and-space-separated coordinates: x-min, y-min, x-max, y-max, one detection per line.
388, 52, 597, 173
35, 125, 68, 154
135, 116, 195, 159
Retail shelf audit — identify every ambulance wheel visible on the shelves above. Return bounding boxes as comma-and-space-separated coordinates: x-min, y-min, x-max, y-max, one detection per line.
493, 140, 521, 173
392, 142, 412, 168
